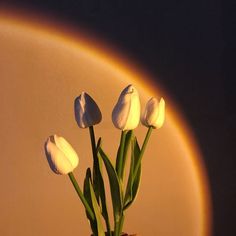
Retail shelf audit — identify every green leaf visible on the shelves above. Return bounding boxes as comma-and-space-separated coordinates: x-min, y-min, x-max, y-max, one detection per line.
124, 142, 133, 203
124, 164, 141, 210
131, 163, 141, 202
98, 147, 123, 222
123, 138, 135, 207
124, 137, 142, 210
120, 130, 133, 180
96, 137, 102, 152
97, 140, 111, 234
89, 180, 105, 236
115, 131, 127, 178
83, 168, 97, 235
92, 137, 111, 234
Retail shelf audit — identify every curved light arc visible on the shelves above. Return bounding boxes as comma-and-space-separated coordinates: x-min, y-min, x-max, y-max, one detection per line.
0, 10, 212, 236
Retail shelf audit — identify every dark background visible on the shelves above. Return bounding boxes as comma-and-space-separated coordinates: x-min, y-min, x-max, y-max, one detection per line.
1, 0, 235, 235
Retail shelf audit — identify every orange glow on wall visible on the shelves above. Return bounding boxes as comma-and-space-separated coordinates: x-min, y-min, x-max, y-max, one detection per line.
0, 8, 211, 236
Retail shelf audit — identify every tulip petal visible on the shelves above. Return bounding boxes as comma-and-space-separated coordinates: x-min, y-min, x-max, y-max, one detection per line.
155, 97, 165, 129
112, 85, 140, 130
74, 92, 102, 128
142, 97, 165, 129
45, 138, 75, 175
54, 135, 79, 169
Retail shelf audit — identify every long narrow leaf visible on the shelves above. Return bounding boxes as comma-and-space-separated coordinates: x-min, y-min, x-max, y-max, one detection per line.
98, 147, 123, 222
115, 131, 126, 178
130, 164, 141, 203
124, 137, 142, 210
120, 130, 133, 180
129, 138, 142, 207
89, 180, 105, 236
124, 164, 141, 210
96, 138, 111, 234
124, 138, 135, 206
96, 137, 102, 153
83, 168, 97, 235
133, 138, 141, 167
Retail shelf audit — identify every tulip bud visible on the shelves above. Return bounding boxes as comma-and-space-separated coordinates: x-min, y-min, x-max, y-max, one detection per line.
141, 97, 165, 129
74, 92, 102, 128
112, 84, 141, 130
45, 135, 79, 175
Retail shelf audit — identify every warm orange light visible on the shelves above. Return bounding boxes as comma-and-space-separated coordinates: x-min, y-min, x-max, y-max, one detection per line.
0, 8, 212, 236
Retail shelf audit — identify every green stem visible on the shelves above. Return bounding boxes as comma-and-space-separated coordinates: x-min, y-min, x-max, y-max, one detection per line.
114, 219, 120, 236
89, 126, 98, 166
133, 127, 153, 179
120, 131, 133, 181
68, 172, 95, 221
89, 126, 99, 197
117, 130, 127, 178
117, 214, 125, 236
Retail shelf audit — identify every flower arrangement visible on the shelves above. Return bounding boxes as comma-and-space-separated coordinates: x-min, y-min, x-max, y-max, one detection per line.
44, 84, 165, 236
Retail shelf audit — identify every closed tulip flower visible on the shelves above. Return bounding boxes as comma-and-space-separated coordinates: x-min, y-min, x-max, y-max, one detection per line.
141, 97, 165, 129
45, 135, 79, 175
112, 84, 141, 130
74, 92, 102, 128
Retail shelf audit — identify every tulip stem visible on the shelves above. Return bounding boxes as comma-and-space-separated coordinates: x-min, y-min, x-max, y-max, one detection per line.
118, 214, 125, 236
89, 126, 99, 198
68, 172, 95, 221
120, 130, 133, 181
89, 126, 98, 167
133, 127, 153, 179
116, 130, 127, 179
89, 126, 97, 159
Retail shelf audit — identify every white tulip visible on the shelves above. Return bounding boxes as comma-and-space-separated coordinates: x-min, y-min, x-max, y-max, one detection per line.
45, 135, 79, 175
74, 92, 102, 128
112, 84, 141, 130
141, 97, 165, 129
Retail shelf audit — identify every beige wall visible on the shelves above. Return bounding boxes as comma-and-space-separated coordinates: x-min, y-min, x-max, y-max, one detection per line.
0, 19, 210, 236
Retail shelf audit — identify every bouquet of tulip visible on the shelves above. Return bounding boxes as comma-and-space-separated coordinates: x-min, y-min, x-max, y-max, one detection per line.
44, 85, 165, 236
